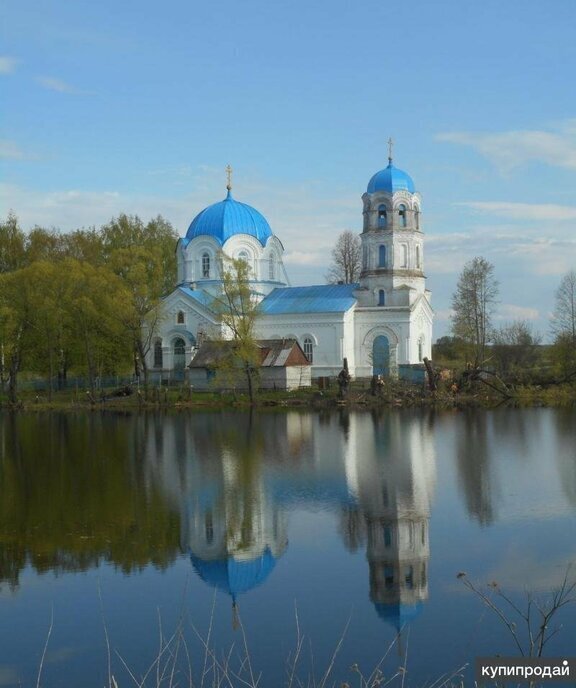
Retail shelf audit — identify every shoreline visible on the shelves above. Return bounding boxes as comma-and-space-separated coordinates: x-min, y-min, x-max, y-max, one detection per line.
1, 382, 575, 412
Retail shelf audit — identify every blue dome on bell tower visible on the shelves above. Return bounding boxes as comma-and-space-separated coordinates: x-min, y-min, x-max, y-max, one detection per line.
367, 162, 416, 194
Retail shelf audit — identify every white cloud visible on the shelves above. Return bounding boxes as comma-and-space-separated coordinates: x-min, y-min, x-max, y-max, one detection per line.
0, 140, 25, 160
434, 309, 454, 322
458, 201, 576, 221
0, 56, 18, 74
437, 121, 576, 172
497, 304, 540, 321
37, 76, 81, 93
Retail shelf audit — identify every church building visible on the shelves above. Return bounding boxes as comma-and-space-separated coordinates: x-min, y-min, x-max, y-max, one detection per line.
149, 154, 433, 379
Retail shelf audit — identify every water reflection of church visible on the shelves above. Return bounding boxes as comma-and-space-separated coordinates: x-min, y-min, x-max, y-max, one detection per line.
351, 413, 434, 628
146, 411, 435, 629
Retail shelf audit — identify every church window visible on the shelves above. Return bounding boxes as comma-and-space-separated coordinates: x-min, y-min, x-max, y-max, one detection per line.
404, 565, 414, 590
177, 310, 184, 324
416, 245, 421, 269
238, 250, 249, 264
303, 337, 314, 363
269, 256, 275, 280
401, 244, 408, 267
205, 510, 214, 545
173, 337, 186, 371
414, 207, 420, 229
398, 204, 407, 228
384, 526, 392, 547
202, 252, 210, 278
153, 339, 163, 368
378, 245, 386, 268
384, 565, 394, 589
377, 204, 387, 228
378, 289, 385, 306
418, 337, 424, 362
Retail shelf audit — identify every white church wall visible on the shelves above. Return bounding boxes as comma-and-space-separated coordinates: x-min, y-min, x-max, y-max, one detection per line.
256, 311, 351, 377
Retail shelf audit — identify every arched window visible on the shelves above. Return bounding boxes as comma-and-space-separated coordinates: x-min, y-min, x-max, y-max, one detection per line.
177, 310, 184, 324
202, 252, 210, 278
418, 337, 424, 362
414, 207, 420, 230
153, 339, 163, 368
398, 204, 407, 228
401, 244, 408, 267
269, 255, 275, 280
378, 245, 386, 268
378, 289, 385, 306
303, 337, 313, 363
416, 245, 421, 269
238, 250, 249, 264
378, 204, 387, 228
173, 337, 186, 371
205, 510, 214, 545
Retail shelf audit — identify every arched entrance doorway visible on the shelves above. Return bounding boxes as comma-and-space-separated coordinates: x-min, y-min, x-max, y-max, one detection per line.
372, 335, 390, 377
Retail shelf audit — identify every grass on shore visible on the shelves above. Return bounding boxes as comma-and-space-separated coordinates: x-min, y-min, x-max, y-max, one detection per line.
1, 375, 576, 412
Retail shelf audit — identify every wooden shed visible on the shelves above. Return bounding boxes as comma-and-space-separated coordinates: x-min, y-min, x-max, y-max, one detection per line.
188, 339, 311, 391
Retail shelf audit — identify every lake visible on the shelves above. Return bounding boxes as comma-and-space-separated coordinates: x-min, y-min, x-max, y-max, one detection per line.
0, 407, 575, 687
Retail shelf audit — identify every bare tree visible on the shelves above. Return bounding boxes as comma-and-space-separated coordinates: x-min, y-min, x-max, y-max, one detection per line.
550, 270, 576, 378
451, 257, 499, 367
492, 320, 541, 376
325, 231, 361, 284
551, 269, 576, 344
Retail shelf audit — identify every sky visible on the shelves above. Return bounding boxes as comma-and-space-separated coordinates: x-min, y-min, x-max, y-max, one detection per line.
1, 0, 576, 339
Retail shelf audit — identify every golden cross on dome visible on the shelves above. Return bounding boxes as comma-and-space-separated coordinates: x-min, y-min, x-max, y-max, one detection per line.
387, 137, 394, 163
226, 164, 233, 191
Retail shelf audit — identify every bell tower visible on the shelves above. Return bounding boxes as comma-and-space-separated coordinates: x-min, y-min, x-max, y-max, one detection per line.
358, 142, 426, 306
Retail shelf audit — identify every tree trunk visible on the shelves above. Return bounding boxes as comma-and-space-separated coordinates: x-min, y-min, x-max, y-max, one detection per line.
245, 364, 255, 405
48, 347, 54, 402
423, 357, 437, 391
8, 351, 20, 405
83, 332, 96, 396
137, 338, 149, 400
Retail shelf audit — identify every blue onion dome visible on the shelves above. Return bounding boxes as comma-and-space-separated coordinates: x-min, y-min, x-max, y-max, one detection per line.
373, 601, 424, 630
190, 548, 277, 600
367, 162, 416, 194
184, 190, 273, 246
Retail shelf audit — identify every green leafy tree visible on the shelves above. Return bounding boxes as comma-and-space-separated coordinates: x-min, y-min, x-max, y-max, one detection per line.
212, 255, 261, 403
451, 257, 499, 367
0, 213, 26, 273
62, 259, 131, 394
0, 267, 36, 402
60, 228, 104, 264
101, 214, 178, 292
432, 335, 467, 362
25, 227, 65, 263
108, 246, 167, 388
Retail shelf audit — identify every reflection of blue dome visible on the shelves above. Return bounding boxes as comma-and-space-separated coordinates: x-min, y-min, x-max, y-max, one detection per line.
184, 191, 273, 247
367, 163, 415, 194
190, 548, 277, 600
373, 602, 423, 630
